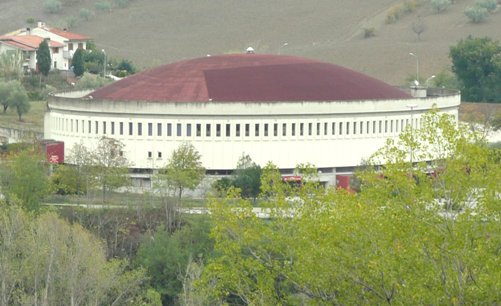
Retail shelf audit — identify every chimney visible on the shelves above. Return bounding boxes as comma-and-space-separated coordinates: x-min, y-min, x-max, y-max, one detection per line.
37, 21, 46, 28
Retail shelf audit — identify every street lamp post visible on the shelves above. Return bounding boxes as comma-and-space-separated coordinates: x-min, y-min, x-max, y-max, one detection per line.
406, 104, 418, 165
425, 75, 436, 87
102, 49, 106, 77
409, 52, 419, 85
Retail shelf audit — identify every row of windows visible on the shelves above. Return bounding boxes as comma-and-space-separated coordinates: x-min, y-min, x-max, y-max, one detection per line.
53, 118, 422, 139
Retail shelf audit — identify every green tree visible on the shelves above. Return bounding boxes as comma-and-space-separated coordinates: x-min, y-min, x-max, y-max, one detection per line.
430, 0, 451, 13
199, 110, 501, 304
464, 5, 489, 23
0, 82, 11, 113
1, 150, 49, 211
158, 142, 205, 201
91, 137, 130, 202
36, 39, 51, 77
0, 204, 155, 305
450, 36, 501, 102
0, 51, 23, 80
7, 84, 30, 121
136, 216, 213, 305
72, 48, 85, 77
232, 154, 262, 202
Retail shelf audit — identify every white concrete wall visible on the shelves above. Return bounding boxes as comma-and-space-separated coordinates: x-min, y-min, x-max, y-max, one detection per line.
45, 94, 460, 170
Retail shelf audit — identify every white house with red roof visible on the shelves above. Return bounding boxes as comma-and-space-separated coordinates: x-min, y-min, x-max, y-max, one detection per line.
0, 21, 90, 71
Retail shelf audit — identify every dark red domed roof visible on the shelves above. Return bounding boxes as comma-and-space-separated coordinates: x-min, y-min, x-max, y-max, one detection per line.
90, 54, 410, 102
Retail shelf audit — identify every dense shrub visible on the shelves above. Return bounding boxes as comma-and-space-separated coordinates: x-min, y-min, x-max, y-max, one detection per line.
430, 0, 451, 13
476, 0, 498, 12
363, 27, 376, 38
464, 5, 489, 23
95, 0, 112, 12
43, 0, 62, 13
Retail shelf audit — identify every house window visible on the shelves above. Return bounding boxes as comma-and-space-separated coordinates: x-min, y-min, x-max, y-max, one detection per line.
196, 124, 201, 137
255, 124, 259, 136
206, 124, 211, 137
274, 123, 278, 136
226, 124, 231, 137
95, 121, 99, 134
216, 124, 221, 137
339, 122, 343, 135
129, 122, 133, 135
111, 122, 115, 135
346, 122, 350, 135
317, 123, 321, 136
177, 124, 182, 136
103, 121, 107, 134
68, 43, 73, 51
379, 121, 382, 133
148, 123, 153, 136
78, 43, 83, 49
264, 124, 269, 136
308, 123, 312, 136
236, 124, 241, 136
138, 123, 142, 136
119, 122, 124, 135
167, 123, 172, 136
324, 123, 328, 135
245, 124, 250, 137
157, 123, 162, 136
52, 47, 59, 54
332, 122, 336, 135
87, 120, 91, 133
148, 151, 152, 158
186, 124, 192, 137
300, 123, 304, 136
291, 123, 296, 136
366, 121, 370, 134
282, 123, 287, 136
158, 152, 162, 159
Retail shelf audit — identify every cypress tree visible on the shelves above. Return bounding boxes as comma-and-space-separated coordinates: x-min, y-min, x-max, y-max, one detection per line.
37, 39, 51, 76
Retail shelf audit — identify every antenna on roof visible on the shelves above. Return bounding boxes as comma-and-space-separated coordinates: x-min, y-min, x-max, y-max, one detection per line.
246, 47, 255, 54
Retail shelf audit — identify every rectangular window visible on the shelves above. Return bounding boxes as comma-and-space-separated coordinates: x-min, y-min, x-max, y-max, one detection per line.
401, 119, 404, 131
206, 124, 211, 137
186, 124, 192, 137
167, 123, 172, 136
273, 123, 278, 136
70, 119, 73, 132
177, 123, 182, 136
308, 123, 312, 136
148, 151, 152, 158
390, 120, 393, 133
78, 43, 83, 49
353, 122, 357, 135
226, 124, 231, 137
138, 123, 142, 136
366, 121, 370, 134
332, 122, 335, 135
95, 121, 99, 134
196, 124, 201, 137
317, 123, 320, 136
120, 122, 124, 135
339, 122, 343, 135
255, 124, 259, 137
158, 152, 162, 159
379, 121, 382, 133
373, 121, 376, 134
384, 120, 388, 133
68, 43, 73, 51
264, 123, 269, 136
216, 124, 221, 137
236, 124, 241, 137
148, 123, 153, 136
291, 123, 296, 136
324, 123, 328, 135
346, 122, 350, 135
300, 123, 304, 136
282, 123, 287, 136
157, 123, 162, 136
52, 47, 59, 54
111, 122, 115, 135
245, 124, 250, 137
129, 122, 133, 135
103, 121, 107, 134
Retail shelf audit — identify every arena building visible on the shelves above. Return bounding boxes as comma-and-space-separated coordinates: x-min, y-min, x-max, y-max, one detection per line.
44, 53, 460, 188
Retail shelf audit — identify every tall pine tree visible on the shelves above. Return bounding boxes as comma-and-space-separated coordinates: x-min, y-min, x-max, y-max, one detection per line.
72, 48, 85, 77
36, 39, 51, 76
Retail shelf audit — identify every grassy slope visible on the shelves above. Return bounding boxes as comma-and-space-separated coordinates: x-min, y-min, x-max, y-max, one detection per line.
0, 101, 46, 132
1, 0, 500, 85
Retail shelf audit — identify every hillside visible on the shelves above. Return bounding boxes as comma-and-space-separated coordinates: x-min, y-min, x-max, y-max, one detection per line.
1, 0, 501, 85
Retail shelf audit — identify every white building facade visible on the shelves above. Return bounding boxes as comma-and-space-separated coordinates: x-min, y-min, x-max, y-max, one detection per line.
44, 54, 461, 187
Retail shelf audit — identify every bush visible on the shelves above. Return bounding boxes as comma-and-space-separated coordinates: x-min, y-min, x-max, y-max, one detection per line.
74, 72, 112, 90
79, 8, 95, 20
95, 0, 112, 12
43, 0, 62, 14
465, 5, 489, 23
430, 0, 451, 13
113, 0, 130, 8
386, 4, 404, 24
476, 0, 498, 12
363, 27, 376, 38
